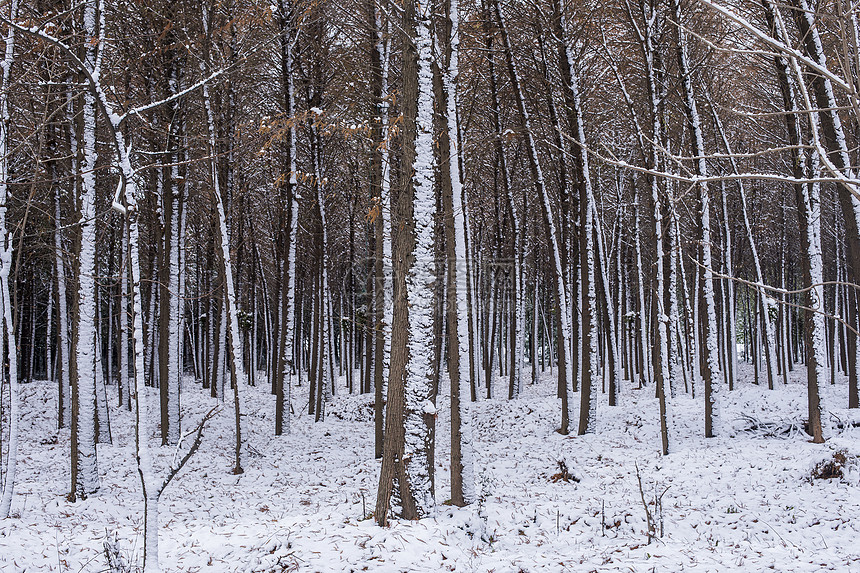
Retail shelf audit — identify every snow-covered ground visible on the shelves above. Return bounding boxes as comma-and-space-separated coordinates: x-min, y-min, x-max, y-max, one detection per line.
2, 364, 860, 572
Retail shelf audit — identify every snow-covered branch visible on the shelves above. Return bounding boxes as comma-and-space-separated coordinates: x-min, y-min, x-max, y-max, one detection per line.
161, 406, 220, 495
562, 130, 857, 188
695, 0, 854, 92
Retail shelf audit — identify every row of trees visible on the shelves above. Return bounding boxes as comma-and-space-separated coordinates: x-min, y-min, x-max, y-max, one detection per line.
1, 0, 860, 569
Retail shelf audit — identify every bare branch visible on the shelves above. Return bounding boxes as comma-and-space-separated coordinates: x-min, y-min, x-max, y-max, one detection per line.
160, 406, 220, 496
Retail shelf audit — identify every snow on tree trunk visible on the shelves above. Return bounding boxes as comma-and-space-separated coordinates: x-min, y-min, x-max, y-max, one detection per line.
94, 335, 111, 444
55, 185, 72, 425
0, 232, 16, 517
369, 7, 395, 452
618, 0, 673, 447
198, 16, 245, 467
0, 0, 19, 518
674, 207, 699, 396
310, 119, 333, 421
92, 106, 163, 572
670, 0, 722, 437
370, 1, 389, 456
439, 0, 475, 505
166, 118, 183, 446
275, 0, 297, 436
800, 154, 830, 442
46, 273, 54, 385
645, 1, 674, 449
402, 7, 436, 517
119, 218, 130, 411
565, 63, 598, 436
632, 191, 650, 389
592, 203, 622, 405
120, 172, 162, 572
376, 0, 436, 523
145, 263, 158, 391
281, 179, 297, 430
281, 93, 298, 435
665, 194, 684, 399
717, 179, 737, 390
382, 36, 393, 393
176, 163, 186, 403
791, 0, 860, 411
650, 169, 671, 453
213, 115, 245, 472
73, 0, 104, 497
765, 0, 829, 441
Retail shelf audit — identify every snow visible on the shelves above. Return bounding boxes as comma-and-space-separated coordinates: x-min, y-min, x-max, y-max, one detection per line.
2, 364, 860, 572
421, 400, 437, 416
399, 10, 438, 518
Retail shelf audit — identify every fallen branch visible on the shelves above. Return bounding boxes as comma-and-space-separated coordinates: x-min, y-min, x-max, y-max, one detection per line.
735, 413, 804, 439
161, 405, 220, 495
635, 463, 653, 545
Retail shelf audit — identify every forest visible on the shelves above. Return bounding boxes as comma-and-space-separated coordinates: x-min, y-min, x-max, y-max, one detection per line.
1, 0, 860, 571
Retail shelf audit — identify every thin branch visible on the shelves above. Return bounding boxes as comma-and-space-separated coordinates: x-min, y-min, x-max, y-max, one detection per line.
696, 0, 854, 92
120, 69, 226, 123
160, 405, 220, 496
558, 130, 857, 187
692, 258, 860, 338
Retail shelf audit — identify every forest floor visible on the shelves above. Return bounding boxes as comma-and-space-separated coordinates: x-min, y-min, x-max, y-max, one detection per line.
2, 363, 860, 572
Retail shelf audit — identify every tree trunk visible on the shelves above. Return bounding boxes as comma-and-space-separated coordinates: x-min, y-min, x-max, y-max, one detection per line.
376, 0, 436, 524
0, 0, 20, 516
437, 0, 475, 506
493, 0, 573, 433
670, 0, 722, 437
790, 0, 860, 410
765, 0, 827, 441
